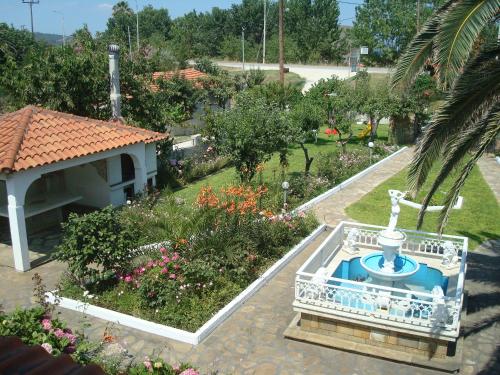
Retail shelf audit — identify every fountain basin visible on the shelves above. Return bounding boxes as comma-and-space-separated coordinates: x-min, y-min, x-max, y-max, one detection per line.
360, 252, 420, 282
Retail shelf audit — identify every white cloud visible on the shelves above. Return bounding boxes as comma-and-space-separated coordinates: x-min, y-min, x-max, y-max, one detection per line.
97, 3, 113, 9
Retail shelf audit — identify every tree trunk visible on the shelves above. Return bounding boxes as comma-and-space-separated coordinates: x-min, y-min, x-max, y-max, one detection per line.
300, 143, 314, 175
369, 116, 379, 141
389, 115, 413, 145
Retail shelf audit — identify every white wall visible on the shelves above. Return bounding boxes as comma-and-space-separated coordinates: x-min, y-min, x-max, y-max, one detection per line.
65, 164, 110, 208
145, 143, 157, 175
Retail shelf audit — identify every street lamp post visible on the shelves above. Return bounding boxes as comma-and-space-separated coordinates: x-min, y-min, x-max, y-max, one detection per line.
52, 10, 65, 46
282, 181, 289, 211
368, 141, 374, 165
135, 0, 140, 51
241, 27, 246, 71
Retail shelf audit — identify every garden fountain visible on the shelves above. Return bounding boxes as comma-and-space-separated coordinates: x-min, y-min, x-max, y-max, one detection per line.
287, 188, 468, 370
360, 190, 420, 284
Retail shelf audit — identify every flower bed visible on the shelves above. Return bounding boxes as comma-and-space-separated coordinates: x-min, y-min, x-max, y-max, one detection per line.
56, 185, 318, 333
0, 305, 200, 374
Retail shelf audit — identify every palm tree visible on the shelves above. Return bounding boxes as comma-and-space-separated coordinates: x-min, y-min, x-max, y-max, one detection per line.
391, 0, 500, 232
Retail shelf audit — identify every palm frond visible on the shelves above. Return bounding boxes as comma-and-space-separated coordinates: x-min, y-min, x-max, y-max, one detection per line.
415, 103, 500, 229
437, 0, 500, 89
391, 0, 455, 91
408, 45, 500, 193
436, 108, 500, 233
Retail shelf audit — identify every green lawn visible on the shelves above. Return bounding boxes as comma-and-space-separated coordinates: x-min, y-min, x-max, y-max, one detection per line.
345, 166, 500, 250
171, 123, 388, 203
221, 67, 306, 91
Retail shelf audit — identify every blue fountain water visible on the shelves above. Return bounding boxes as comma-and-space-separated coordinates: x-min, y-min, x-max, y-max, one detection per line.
331, 257, 448, 294
362, 253, 419, 275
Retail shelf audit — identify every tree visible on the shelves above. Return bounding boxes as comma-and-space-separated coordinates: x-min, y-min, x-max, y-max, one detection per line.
306, 76, 355, 151
351, 0, 445, 65
353, 71, 391, 141
289, 99, 325, 174
286, 0, 344, 63
391, 0, 500, 231
212, 93, 290, 182
105, 1, 135, 46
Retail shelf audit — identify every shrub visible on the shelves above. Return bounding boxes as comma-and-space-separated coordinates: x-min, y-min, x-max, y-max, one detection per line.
53, 206, 139, 285
129, 358, 199, 375
316, 150, 371, 185
0, 307, 85, 356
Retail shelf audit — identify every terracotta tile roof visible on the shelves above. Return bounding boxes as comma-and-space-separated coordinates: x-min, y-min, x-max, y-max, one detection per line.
0, 336, 106, 374
0, 106, 169, 173
151, 68, 208, 91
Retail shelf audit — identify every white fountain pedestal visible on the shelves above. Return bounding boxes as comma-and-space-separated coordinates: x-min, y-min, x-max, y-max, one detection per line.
378, 229, 406, 273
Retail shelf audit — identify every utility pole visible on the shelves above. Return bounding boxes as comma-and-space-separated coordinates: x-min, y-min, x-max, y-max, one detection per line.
135, 0, 140, 52
128, 26, 132, 58
278, 0, 285, 85
22, 0, 39, 38
263, 0, 267, 64
242, 27, 246, 71
416, 0, 420, 31
52, 10, 65, 46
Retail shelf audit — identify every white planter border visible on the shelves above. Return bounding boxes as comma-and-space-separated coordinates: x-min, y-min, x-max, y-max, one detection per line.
46, 224, 327, 345
295, 146, 408, 212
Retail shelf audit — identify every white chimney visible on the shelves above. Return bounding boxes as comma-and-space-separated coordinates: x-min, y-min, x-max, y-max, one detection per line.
108, 44, 121, 119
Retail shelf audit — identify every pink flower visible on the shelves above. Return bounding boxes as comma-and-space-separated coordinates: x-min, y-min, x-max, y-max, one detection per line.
41, 319, 52, 331
41, 343, 53, 354
64, 333, 77, 345
162, 256, 171, 263
124, 275, 133, 283
54, 328, 64, 338
143, 357, 153, 372
172, 252, 180, 261
180, 369, 199, 375
160, 247, 167, 254
161, 268, 169, 274
169, 274, 177, 280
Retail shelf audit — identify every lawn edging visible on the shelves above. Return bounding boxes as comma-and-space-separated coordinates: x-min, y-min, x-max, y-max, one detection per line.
295, 146, 408, 213
45, 224, 327, 345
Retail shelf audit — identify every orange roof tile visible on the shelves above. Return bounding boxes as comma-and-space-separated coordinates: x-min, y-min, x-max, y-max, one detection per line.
0, 106, 169, 173
151, 68, 208, 91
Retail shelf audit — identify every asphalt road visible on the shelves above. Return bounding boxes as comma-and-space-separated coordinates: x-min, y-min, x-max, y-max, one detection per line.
215, 61, 391, 92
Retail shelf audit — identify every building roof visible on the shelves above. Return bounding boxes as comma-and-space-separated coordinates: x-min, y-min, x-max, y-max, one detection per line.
151, 68, 208, 91
0, 106, 168, 173
0, 336, 106, 374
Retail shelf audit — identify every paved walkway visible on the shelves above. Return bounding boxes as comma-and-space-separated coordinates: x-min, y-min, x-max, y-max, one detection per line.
313, 147, 413, 225
1, 149, 499, 374
478, 155, 500, 202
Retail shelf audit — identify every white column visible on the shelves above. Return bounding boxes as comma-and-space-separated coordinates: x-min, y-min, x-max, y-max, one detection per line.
128, 144, 147, 194
6, 179, 30, 271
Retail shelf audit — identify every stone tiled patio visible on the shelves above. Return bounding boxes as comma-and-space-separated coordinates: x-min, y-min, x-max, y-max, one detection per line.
1, 149, 499, 374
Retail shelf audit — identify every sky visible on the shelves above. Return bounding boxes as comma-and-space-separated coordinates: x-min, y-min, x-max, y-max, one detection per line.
0, 0, 361, 36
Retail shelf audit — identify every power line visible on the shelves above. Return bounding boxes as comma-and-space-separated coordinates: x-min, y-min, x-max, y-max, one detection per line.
22, 0, 39, 37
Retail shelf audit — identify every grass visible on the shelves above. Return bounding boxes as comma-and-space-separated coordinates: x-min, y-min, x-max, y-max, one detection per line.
221, 67, 306, 91
345, 165, 500, 250
171, 123, 389, 203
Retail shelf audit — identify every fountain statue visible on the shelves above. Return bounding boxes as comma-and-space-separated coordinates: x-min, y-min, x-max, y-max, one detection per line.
388, 190, 406, 230
360, 190, 420, 284
344, 228, 360, 254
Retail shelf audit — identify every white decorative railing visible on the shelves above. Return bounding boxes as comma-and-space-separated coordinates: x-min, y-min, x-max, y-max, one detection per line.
295, 222, 468, 338
341, 222, 466, 260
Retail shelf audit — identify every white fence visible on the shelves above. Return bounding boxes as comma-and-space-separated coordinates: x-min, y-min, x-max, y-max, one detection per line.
294, 222, 468, 339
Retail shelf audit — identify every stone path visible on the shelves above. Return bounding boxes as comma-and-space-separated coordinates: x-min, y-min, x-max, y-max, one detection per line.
478, 155, 500, 202
1, 149, 499, 374
313, 147, 413, 225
